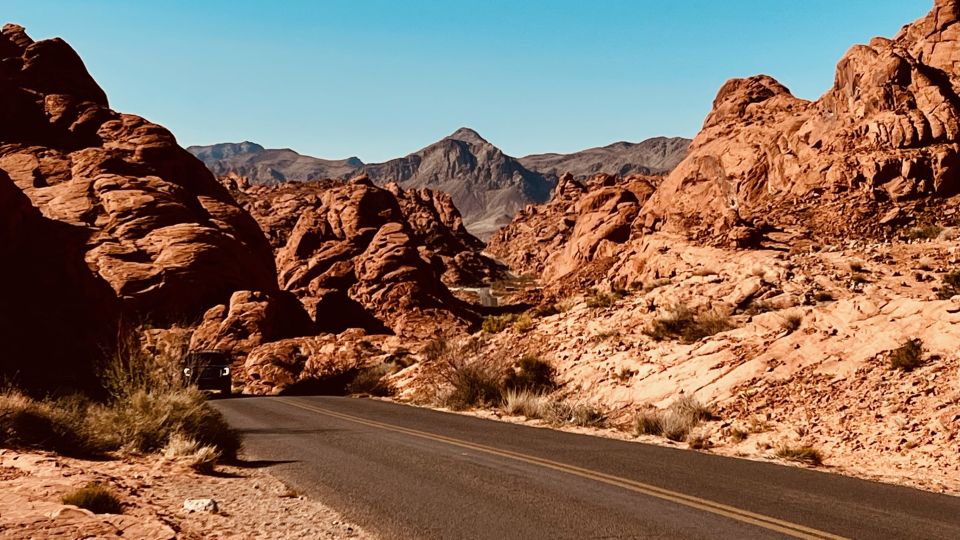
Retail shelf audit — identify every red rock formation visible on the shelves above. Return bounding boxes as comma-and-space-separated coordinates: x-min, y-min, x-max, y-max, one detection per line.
644, 1, 960, 243
0, 24, 282, 388
0, 24, 277, 321
269, 176, 479, 337
489, 173, 657, 282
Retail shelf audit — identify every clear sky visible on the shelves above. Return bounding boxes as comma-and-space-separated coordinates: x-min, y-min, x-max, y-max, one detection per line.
5, 0, 932, 163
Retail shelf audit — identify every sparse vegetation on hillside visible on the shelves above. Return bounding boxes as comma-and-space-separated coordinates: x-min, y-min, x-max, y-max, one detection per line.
586, 288, 626, 309
482, 314, 517, 333
889, 339, 924, 372
937, 271, 960, 300
503, 355, 556, 393
780, 313, 802, 333
905, 224, 943, 241
645, 305, 735, 343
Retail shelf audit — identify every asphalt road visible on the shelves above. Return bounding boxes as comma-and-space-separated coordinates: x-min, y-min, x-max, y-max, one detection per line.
213, 396, 960, 539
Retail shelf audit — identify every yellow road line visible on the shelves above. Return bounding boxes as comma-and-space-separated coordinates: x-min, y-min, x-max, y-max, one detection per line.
283, 398, 847, 540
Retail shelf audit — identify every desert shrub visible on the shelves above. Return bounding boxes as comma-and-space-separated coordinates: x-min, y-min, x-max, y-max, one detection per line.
780, 313, 802, 333
440, 362, 503, 410
0, 391, 99, 456
543, 401, 606, 427
848, 261, 865, 273
512, 313, 535, 333
530, 303, 561, 318
503, 355, 555, 393
849, 272, 870, 285
774, 444, 823, 466
634, 395, 713, 443
62, 482, 122, 514
633, 410, 663, 436
163, 433, 220, 474
889, 339, 924, 372
482, 314, 517, 334
90, 387, 240, 459
726, 427, 748, 443
937, 271, 960, 300
646, 305, 735, 343
905, 224, 943, 241
668, 395, 714, 423
501, 389, 548, 418
586, 288, 625, 309
813, 291, 834, 302
346, 363, 396, 397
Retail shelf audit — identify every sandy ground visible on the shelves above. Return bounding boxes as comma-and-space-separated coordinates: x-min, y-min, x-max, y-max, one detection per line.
0, 449, 372, 539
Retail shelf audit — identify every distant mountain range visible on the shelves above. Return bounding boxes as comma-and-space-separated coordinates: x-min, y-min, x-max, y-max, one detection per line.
187, 130, 690, 239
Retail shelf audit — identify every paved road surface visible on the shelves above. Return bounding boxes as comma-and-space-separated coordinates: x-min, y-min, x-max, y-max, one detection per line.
213, 396, 960, 539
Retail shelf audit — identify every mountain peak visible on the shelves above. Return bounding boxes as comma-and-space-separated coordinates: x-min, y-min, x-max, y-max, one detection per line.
447, 127, 489, 145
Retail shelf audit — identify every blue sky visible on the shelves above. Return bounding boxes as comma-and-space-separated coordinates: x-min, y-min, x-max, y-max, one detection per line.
6, 0, 931, 162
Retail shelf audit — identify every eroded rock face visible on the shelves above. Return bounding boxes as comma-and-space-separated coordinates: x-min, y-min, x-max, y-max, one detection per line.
0, 24, 280, 389
243, 330, 402, 395
489, 173, 657, 283
189, 290, 315, 359
245, 177, 482, 336
644, 1, 960, 243
0, 24, 277, 322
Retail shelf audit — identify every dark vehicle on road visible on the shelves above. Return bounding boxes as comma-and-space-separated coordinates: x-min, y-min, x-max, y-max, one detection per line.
181, 350, 232, 395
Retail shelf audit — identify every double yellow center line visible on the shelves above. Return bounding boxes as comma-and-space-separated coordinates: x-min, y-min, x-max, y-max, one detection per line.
283, 398, 846, 540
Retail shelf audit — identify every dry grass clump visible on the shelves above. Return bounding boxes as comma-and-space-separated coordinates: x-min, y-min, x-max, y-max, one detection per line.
163, 433, 221, 474
542, 400, 606, 427
888, 339, 924, 372
632, 395, 714, 443
774, 444, 823, 466
512, 313, 535, 333
1, 326, 240, 466
0, 391, 98, 456
813, 291, 834, 302
62, 482, 122, 514
501, 390, 606, 427
503, 355, 555, 393
586, 288, 625, 309
346, 363, 397, 397
422, 338, 503, 410
501, 389, 550, 418
441, 362, 503, 410
482, 314, 517, 334
780, 312, 802, 333
848, 261, 865, 273
937, 271, 960, 300
529, 303, 561, 318
633, 409, 664, 436
645, 305, 735, 343
905, 224, 943, 241
725, 427, 748, 443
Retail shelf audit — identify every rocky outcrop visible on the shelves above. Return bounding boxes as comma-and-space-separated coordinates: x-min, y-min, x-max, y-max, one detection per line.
644, 0, 960, 243
189, 290, 315, 359
0, 24, 277, 321
0, 24, 279, 389
272, 176, 480, 337
243, 330, 402, 395
488, 173, 657, 282
518, 136, 691, 182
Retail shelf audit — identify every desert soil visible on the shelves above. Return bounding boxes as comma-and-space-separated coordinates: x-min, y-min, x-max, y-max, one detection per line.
0, 449, 371, 539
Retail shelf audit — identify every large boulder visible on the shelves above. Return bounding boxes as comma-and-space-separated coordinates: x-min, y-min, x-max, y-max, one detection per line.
643, 1, 960, 243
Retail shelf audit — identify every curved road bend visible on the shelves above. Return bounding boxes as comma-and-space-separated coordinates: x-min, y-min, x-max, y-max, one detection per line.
213, 396, 960, 540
